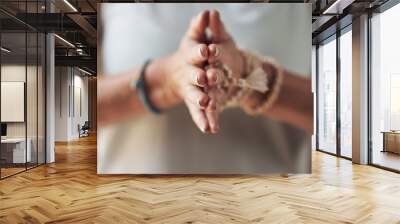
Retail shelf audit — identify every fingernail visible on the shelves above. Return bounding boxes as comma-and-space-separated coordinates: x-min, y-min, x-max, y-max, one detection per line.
212, 71, 218, 83
207, 100, 216, 111
202, 125, 210, 133
200, 46, 208, 58
212, 125, 219, 134
197, 74, 206, 86
206, 71, 217, 85
199, 47, 205, 57
214, 47, 219, 57
198, 97, 209, 107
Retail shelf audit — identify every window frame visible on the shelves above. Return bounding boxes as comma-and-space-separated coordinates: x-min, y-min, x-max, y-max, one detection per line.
0, 0, 48, 180
315, 22, 353, 161
367, 0, 400, 173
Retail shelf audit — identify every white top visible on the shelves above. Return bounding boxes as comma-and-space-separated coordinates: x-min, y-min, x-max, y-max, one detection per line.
98, 3, 312, 174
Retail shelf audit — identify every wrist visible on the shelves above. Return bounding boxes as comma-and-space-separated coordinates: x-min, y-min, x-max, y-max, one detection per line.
145, 56, 181, 110
239, 54, 282, 115
249, 59, 284, 114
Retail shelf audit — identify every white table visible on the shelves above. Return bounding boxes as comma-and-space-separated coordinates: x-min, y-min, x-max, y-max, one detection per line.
1, 138, 31, 163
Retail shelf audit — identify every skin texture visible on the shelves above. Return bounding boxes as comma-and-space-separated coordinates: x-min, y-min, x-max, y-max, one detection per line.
98, 10, 313, 134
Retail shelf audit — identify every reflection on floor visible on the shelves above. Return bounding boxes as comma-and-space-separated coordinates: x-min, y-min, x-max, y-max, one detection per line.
0, 167, 25, 177
0, 163, 42, 178
0, 135, 400, 223
341, 147, 352, 158
373, 150, 400, 171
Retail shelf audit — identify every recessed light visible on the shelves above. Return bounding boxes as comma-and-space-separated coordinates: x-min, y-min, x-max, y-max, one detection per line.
54, 34, 75, 48
63, 0, 78, 12
78, 67, 93, 76
1, 47, 11, 53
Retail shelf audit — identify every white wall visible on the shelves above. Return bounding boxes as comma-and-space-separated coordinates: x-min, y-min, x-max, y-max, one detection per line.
1, 65, 26, 138
72, 73, 89, 138
1, 65, 40, 137
54, 67, 89, 141
55, 67, 69, 141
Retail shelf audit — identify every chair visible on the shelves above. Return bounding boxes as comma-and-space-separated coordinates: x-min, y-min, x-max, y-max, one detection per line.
79, 121, 90, 138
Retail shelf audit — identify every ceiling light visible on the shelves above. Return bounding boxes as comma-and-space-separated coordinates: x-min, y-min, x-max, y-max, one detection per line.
322, 0, 354, 15
78, 67, 93, 76
63, 0, 78, 12
54, 34, 75, 48
323, 0, 342, 14
1, 47, 11, 53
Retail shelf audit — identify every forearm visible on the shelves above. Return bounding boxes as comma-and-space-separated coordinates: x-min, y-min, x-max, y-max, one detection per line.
262, 68, 313, 133
98, 58, 180, 126
98, 68, 146, 126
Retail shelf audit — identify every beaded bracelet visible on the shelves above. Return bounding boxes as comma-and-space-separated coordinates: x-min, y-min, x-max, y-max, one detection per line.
132, 59, 161, 114
207, 49, 283, 115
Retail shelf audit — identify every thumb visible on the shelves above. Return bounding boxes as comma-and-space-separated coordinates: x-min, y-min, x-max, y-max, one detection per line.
185, 10, 209, 42
209, 10, 230, 43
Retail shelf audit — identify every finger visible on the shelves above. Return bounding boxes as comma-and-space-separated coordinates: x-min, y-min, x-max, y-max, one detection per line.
183, 44, 209, 65
209, 10, 230, 43
206, 67, 224, 86
205, 99, 220, 133
185, 10, 209, 42
208, 43, 233, 67
185, 99, 209, 133
182, 65, 207, 87
208, 43, 222, 64
183, 84, 209, 109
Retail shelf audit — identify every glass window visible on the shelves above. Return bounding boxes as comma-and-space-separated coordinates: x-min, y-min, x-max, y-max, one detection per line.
317, 36, 337, 154
371, 3, 400, 171
339, 28, 352, 158
1, 31, 28, 178
0, 1, 46, 179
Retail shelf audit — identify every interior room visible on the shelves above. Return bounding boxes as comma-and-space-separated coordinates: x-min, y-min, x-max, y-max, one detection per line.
0, 0, 400, 223
370, 3, 400, 171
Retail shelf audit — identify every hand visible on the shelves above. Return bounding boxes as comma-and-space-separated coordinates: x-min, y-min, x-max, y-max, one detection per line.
208, 10, 244, 80
147, 10, 243, 134
202, 10, 246, 133
147, 11, 220, 133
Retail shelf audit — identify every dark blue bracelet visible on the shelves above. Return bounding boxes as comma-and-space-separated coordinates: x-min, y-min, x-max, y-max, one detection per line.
133, 59, 161, 114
